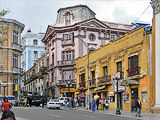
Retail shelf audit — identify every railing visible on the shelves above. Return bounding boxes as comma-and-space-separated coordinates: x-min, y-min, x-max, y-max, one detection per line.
127, 67, 140, 77
97, 75, 111, 84
12, 43, 23, 51
90, 78, 96, 85
49, 63, 54, 70
61, 39, 74, 46
12, 67, 22, 74
0, 66, 3, 72
57, 60, 76, 66
58, 79, 76, 85
79, 82, 86, 88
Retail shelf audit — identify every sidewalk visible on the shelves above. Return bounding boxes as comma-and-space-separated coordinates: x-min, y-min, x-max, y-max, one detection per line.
65, 107, 160, 120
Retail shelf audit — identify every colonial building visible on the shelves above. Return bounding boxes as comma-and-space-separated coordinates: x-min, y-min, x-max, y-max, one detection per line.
75, 26, 152, 112
24, 54, 45, 96
151, 0, 160, 113
42, 5, 131, 97
0, 17, 24, 99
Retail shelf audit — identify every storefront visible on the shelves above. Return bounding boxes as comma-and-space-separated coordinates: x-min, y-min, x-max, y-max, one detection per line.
61, 88, 75, 97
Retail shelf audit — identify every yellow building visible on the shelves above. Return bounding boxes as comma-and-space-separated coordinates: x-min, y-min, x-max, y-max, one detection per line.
0, 18, 24, 98
75, 26, 152, 112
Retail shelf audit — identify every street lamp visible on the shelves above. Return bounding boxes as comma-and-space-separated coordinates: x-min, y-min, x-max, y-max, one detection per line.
2, 84, 7, 98
78, 36, 90, 110
66, 81, 72, 97
115, 77, 121, 115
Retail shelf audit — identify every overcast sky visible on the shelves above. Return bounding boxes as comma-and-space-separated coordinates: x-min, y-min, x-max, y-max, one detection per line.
0, 0, 153, 36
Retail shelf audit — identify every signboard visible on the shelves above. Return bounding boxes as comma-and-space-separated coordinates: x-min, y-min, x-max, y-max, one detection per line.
61, 88, 75, 93
122, 94, 129, 101
112, 72, 120, 80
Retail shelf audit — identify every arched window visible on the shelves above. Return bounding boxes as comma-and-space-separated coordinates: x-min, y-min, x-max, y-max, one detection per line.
65, 12, 71, 25
33, 39, 38, 45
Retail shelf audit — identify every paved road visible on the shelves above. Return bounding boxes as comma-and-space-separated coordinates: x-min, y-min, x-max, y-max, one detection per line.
8, 107, 138, 120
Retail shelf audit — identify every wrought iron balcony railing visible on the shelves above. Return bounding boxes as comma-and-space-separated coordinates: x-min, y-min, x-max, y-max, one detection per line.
12, 43, 23, 51
57, 60, 76, 66
97, 75, 111, 84
127, 67, 140, 77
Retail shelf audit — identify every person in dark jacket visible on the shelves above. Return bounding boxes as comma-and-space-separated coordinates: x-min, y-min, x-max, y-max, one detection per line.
131, 97, 136, 112
135, 97, 142, 117
96, 98, 100, 110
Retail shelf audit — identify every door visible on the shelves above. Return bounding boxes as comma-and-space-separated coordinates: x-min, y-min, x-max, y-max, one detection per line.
131, 88, 138, 99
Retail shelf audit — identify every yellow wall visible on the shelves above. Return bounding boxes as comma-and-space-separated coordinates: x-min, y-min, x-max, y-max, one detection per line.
75, 26, 152, 112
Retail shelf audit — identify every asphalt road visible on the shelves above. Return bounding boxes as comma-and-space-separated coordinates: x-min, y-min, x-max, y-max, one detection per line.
10, 107, 137, 120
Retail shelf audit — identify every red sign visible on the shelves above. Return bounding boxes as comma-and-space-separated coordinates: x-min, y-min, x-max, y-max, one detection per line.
112, 72, 120, 79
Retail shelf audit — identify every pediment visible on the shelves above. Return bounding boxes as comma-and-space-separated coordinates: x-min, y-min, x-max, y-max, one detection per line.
44, 25, 54, 40
79, 18, 111, 29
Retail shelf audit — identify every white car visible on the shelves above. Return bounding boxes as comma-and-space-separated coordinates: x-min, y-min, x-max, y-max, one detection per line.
47, 99, 61, 109
58, 97, 67, 105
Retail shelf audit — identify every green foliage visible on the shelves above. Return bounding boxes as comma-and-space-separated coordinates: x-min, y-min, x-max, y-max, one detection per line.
39, 66, 47, 75
0, 9, 10, 17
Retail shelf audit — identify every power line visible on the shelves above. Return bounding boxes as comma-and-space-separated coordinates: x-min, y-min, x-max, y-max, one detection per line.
134, 4, 151, 22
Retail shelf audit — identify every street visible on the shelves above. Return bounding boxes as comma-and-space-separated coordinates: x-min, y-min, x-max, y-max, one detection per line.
9, 107, 137, 120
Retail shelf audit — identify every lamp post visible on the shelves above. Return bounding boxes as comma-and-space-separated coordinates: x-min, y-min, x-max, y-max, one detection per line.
2, 84, 7, 98
78, 36, 90, 110
66, 81, 72, 97
116, 77, 121, 115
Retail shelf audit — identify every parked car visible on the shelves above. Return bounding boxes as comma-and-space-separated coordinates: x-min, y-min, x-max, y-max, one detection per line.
47, 99, 61, 109
57, 97, 67, 105
30, 95, 41, 107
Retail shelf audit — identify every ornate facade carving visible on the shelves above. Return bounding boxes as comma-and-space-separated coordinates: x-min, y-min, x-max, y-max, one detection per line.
151, 0, 160, 14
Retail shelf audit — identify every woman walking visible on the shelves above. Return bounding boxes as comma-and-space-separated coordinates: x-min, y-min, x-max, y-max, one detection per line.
92, 98, 96, 111
99, 98, 104, 112
0, 97, 12, 112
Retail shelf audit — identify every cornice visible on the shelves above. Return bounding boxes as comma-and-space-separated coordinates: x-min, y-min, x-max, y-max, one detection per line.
151, 0, 160, 14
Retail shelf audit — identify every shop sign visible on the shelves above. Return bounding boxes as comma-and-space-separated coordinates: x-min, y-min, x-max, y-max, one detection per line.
122, 94, 129, 101
97, 75, 111, 84
108, 91, 114, 96
61, 88, 75, 93
94, 86, 105, 92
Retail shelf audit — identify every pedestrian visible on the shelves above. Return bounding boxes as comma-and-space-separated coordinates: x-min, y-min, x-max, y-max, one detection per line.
135, 97, 142, 117
99, 98, 104, 112
41, 97, 45, 108
96, 98, 99, 110
71, 97, 74, 108
1, 110, 16, 120
28, 97, 32, 107
105, 100, 109, 110
131, 97, 136, 112
24, 97, 27, 107
0, 97, 12, 112
92, 98, 96, 111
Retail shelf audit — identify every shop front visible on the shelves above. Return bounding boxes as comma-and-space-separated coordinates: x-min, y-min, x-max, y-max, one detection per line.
61, 88, 75, 97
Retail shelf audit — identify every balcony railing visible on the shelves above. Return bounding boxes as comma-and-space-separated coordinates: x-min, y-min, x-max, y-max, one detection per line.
90, 78, 96, 86
61, 39, 74, 46
58, 79, 76, 85
127, 67, 140, 77
97, 75, 111, 84
12, 43, 23, 51
12, 67, 22, 74
57, 60, 76, 66
79, 82, 86, 88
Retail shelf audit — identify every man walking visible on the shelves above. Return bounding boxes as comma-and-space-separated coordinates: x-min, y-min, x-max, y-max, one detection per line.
135, 97, 142, 117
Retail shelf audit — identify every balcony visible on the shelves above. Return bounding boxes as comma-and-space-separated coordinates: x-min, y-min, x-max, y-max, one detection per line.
57, 60, 76, 66
49, 63, 54, 70
97, 75, 111, 85
12, 67, 22, 74
12, 43, 23, 51
0, 66, 3, 72
57, 79, 76, 85
79, 82, 86, 88
61, 40, 75, 47
127, 67, 140, 77
90, 78, 96, 86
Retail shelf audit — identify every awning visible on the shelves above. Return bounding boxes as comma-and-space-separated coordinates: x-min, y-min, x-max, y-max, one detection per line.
121, 80, 140, 86
94, 86, 105, 92
78, 94, 86, 98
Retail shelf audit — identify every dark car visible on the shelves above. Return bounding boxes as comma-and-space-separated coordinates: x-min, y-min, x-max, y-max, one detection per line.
30, 95, 41, 107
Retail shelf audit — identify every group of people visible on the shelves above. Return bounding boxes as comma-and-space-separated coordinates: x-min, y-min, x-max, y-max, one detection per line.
64, 97, 85, 108
92, 98, 109, 112
0, 97, 16, 120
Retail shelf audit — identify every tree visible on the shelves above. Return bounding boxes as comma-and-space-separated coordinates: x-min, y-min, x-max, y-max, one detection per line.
0, 9, 10, 17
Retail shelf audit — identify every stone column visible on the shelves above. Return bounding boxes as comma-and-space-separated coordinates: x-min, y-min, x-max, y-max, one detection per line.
151, 0, 160, 109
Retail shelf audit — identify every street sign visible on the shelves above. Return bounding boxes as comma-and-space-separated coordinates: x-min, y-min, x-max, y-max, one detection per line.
112, 72, 120, 80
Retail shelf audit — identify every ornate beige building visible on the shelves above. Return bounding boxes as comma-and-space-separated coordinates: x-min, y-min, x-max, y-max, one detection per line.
0, 17, 24, 99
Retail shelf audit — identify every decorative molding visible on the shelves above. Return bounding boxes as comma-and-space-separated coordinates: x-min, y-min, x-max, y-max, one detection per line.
151, 0, 160, 14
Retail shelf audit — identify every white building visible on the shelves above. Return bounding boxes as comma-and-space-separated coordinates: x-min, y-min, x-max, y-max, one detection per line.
21, 29, 45, 91
42, 5, 131, 97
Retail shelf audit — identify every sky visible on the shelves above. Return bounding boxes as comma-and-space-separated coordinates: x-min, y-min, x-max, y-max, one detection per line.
0, 0, 153, 36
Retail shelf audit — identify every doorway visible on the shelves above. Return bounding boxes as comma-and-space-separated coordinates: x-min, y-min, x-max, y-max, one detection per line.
131, 88, 138, 99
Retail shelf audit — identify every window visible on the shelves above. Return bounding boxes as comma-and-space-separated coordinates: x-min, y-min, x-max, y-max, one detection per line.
110, 35, 116, 40
13, 54, 18, 68
117, 61, 122, 78
142, 92, 147, 102
13, 31, 19, 44
110, 96, 115, 102
62, 51, 74, 61
65, 12, 71, 25
91, 71, 95, 84
62, 71, 72, 80
88, 33, 96, 41
103, 66, 108, 76
52, 72, 54, 82
34, 51, 38, 58
66, 51, 71, 61
128, 55, 139, 76
33, 39, 38, 45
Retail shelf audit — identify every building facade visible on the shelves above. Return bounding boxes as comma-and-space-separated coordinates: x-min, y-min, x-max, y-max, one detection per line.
151, 0, 160, 113
24, 55, 45, 96
0, 17, 24, 99
42, 5, 131, 97
75, 26, 152, 112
